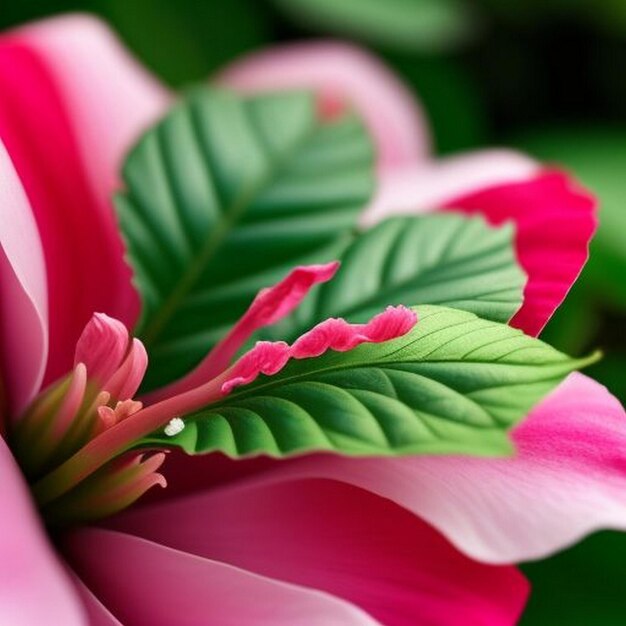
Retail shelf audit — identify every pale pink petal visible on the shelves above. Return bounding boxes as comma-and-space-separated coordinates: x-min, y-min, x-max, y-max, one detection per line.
218, 41, 430, 171
221, 305, 416, 394
74, 313, 129, 385
149, 263, 339, 402
0, 15, 169, 384
0, 438, 85, 625
216, 373, 626, 565
64, 529, 381, 625
363, 149, 539, 226
442, 170, 597, 336
110, 479, 528, 625
0, 140, 48, 417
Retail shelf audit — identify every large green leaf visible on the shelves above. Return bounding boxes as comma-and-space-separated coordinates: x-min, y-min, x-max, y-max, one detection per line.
115, 88, 374, 391
273, 0, 476, 52
265, 214, 526, 343
143, 306, 595, 458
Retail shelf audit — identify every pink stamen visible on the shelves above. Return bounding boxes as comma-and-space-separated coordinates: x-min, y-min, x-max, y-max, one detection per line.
97, 399, 143, 433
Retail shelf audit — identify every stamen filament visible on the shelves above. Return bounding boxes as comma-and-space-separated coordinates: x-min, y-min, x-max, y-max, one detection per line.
32, 371, 227, 506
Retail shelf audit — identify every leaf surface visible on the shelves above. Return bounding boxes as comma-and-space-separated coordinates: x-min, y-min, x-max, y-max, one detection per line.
115, 88, 374, 389
266, 214, 526, 342
145, 306, 595, 458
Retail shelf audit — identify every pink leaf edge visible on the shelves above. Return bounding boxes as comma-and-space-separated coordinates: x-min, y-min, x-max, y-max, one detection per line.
146, 262, 340, 403
221, 305, 417, 395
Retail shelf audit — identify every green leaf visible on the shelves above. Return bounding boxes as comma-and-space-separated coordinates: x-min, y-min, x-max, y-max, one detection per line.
265, 214, 526, 343
272, 0, 477, 53
115, 88, 374, 391
143, 306, 595, 459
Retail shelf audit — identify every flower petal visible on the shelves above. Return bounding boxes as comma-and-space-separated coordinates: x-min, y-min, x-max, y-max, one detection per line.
362, 153, 595, 336
442, 170, 597, 336
0, 140, 48, 418
223, 373, 626, 564
64, 528, 380, 625
362, 149, 539, 226
0, 15, 169, 383
74, 313, 129, 386
0, 438, 85, 625
71, 576, 123, 626
15, 14, 170, 206
109, 479, 528, 625
218, 41, 429, 171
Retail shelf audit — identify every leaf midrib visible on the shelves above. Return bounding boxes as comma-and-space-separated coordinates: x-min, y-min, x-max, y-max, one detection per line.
138, 103, 324, 347
206, 352, 575, 409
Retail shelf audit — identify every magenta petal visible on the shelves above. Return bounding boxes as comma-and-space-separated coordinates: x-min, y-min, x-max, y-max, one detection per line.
65, 528, 380, 625
0, 15, 169, 383
442, 170, 597, 336
0, 438, 85, 624
219, 41, 429, 172
110, 480, 528, 625
0, 141, 48, 417
71, 576, 123, 626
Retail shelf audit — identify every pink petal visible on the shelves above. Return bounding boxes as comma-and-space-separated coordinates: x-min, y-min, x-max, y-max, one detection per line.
363, 149, 539, 226
0, 438, 85, 625
70, 576, 123, 626
0, 140, 48, 418
218, 41, 430, 172
0, 15, 169, 384
148, 262, 339, 402
64, 529, 380, 625
15, 15, 170, 206
109, 479, 528, 625
226, 373, 626, 564
442, 170, 597, 336
74, 313, 129, 386
221, 305, 417, 394
103, 338, 148, 401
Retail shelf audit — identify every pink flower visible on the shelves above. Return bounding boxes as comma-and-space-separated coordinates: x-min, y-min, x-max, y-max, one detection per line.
0, 14, 624, 626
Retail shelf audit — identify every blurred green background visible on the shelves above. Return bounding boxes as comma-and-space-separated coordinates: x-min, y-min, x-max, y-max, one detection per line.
2, 1, 625, 623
